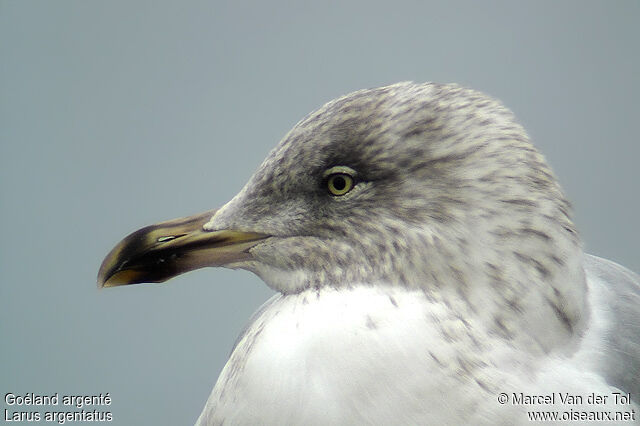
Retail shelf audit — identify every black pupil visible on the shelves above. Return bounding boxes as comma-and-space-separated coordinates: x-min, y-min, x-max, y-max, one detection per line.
332, 175, 346, 191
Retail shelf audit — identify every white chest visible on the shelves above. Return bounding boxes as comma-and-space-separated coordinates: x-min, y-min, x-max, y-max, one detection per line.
197, 286, 499, 425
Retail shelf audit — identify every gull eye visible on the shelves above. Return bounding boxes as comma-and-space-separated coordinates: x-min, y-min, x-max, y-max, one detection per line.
325, 165, 357, 196
327, 173, 353, 196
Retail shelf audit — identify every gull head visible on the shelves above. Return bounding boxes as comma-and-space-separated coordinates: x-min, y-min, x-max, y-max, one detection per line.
98, 82, 587, 353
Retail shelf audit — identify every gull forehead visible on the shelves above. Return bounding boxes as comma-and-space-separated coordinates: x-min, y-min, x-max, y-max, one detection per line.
98, 82, 640, 425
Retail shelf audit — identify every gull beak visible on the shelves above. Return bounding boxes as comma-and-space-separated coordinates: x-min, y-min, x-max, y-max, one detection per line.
97, 209, 269, 288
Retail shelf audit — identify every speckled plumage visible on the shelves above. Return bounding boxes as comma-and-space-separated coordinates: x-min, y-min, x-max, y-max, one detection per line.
193, 82, 639, 425
207, 83, 584, 348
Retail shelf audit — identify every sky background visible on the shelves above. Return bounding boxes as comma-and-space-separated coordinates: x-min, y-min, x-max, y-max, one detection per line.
1, 1, 639, 425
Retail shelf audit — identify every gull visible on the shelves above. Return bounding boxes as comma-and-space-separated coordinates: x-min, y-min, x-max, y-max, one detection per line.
98, 82, 639, 425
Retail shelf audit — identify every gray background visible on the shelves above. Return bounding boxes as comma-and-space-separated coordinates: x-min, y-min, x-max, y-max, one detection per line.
1, 1, 638, 425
